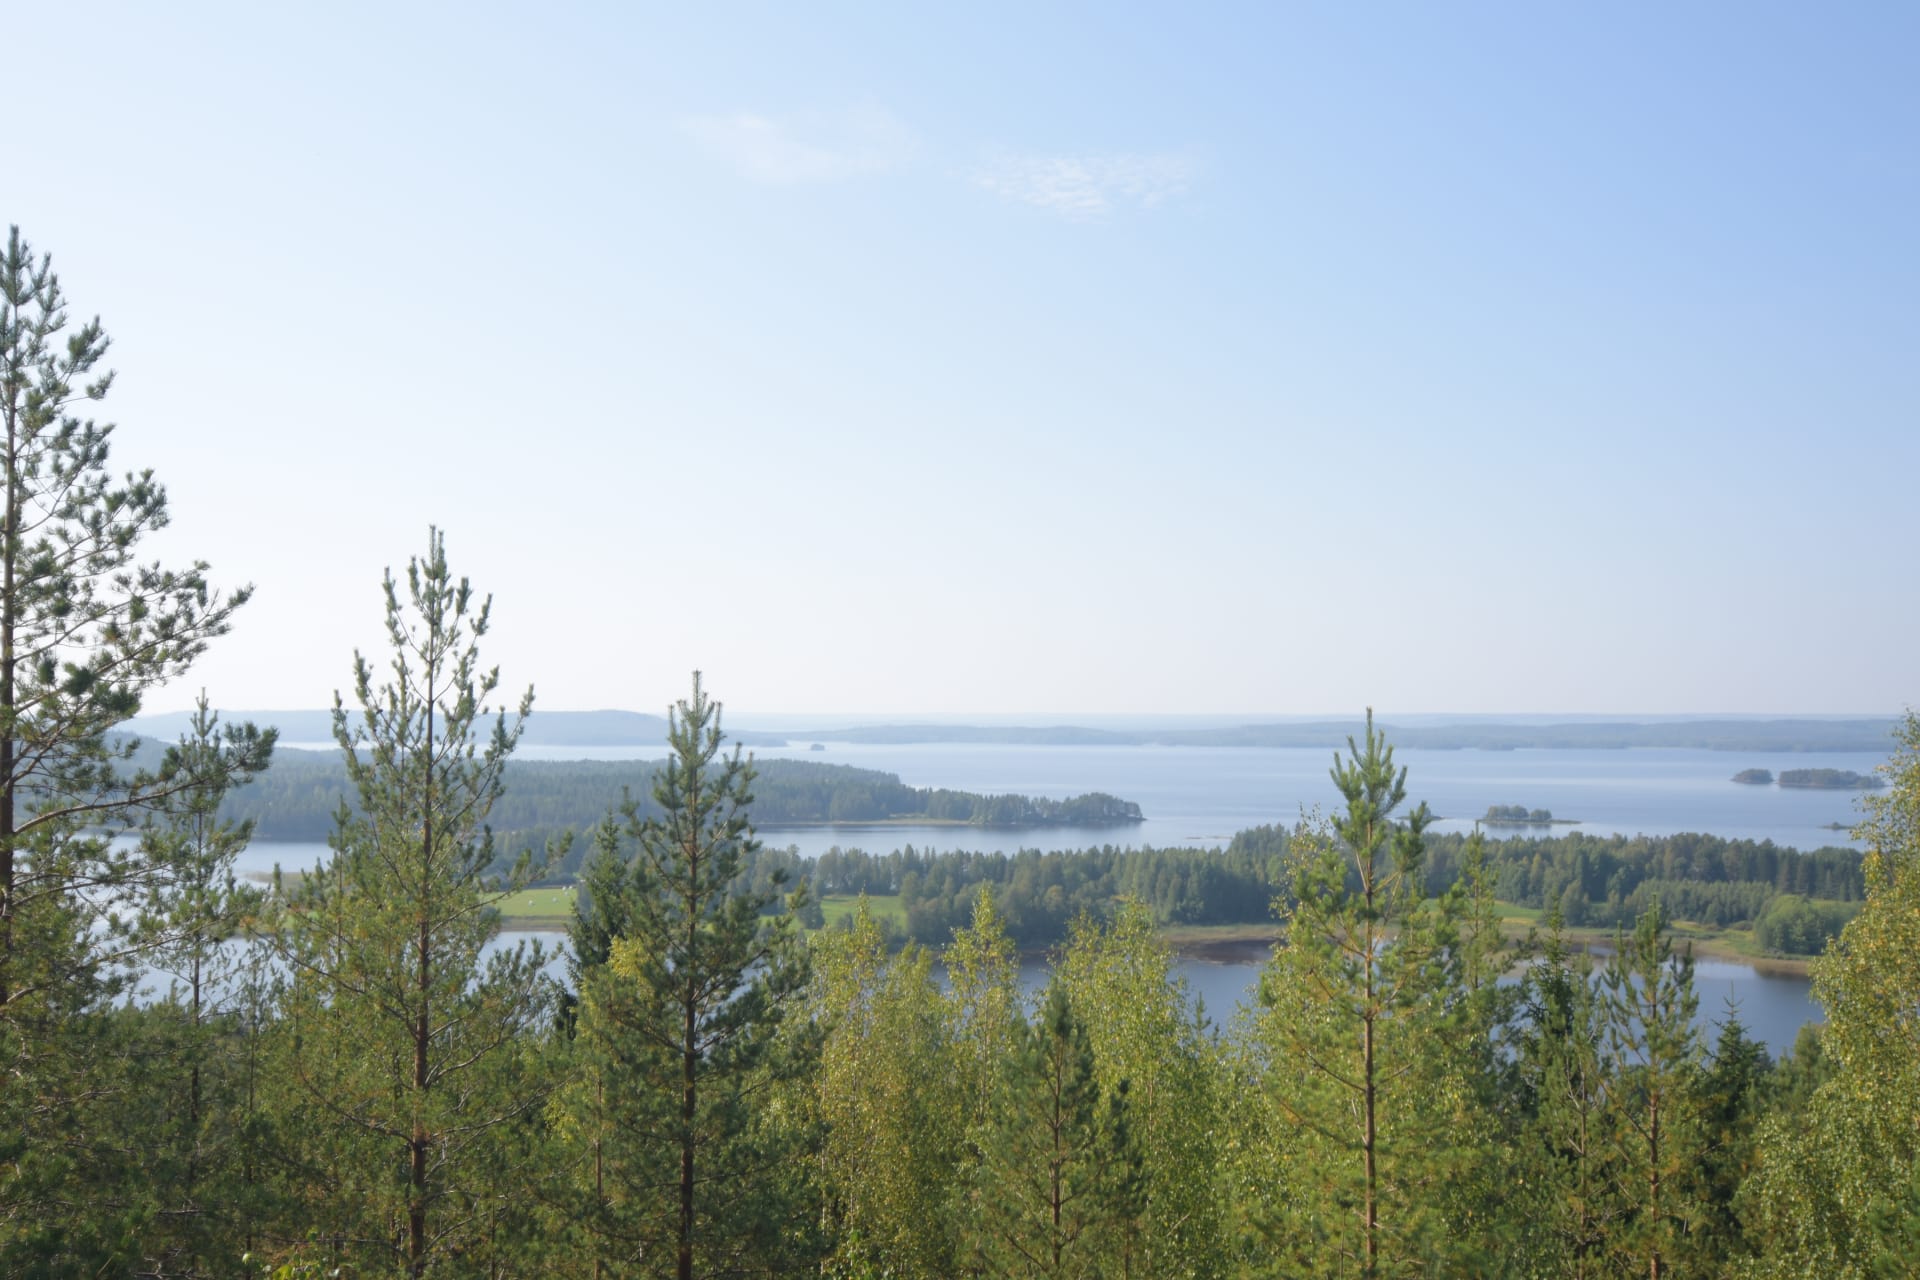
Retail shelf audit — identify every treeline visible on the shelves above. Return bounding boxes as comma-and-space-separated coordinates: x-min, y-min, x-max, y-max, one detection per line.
809, 842, 1290, 948
201, 747, 1142, 848
799, 827, 1867, 956
1227, 824, 1865, 953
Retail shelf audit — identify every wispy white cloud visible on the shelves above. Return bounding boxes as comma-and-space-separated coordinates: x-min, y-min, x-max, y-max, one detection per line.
972, 152, 1196, 219
680, 107, 916, 184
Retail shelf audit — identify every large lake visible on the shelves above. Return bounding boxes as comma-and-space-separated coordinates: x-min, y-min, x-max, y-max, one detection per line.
255, 739, 1873, 1058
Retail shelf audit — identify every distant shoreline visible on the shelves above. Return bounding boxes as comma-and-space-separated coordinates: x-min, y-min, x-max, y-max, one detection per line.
125, 712, 1901, 755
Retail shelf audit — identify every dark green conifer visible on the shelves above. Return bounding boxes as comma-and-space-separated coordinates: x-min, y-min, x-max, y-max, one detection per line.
0, 227, 267, 1270
1598, 902, 1706, 1279
963, 980, 1144, 1279
556, 672, 818, 1279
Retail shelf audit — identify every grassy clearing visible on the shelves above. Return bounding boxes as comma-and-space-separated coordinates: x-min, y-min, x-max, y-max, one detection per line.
494, 886, 577, 928
1155, 922, 1281, 947
1488, 901, 1814, 976
817, 894, 908, 931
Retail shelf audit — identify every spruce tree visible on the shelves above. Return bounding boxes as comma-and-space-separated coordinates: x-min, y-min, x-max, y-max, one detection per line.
0, 227, 266, 1268
556, 673, 817, 1279
1597, 901, 1707, 1280
963, 981, 1143, 1280
270, 529, 551, 1278
1509, 903, 1619, 1279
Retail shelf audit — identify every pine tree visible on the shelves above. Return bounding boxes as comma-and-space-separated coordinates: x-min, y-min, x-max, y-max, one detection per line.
555, 673, 817, 1279
0, 227, 267, 1268
270, 529, 552, 1278
1249, 712, 1474, 1278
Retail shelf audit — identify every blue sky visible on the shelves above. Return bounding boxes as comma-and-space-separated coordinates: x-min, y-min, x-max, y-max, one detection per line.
7, 3, 1915, 716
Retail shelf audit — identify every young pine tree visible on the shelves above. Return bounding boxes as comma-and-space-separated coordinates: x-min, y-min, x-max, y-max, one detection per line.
1250, 712, 1479, 1278
271, 529, 552, 1278
556, 673, 817, 1280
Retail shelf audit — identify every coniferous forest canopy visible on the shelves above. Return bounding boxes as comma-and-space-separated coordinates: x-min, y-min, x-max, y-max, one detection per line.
5, 226, 1920, 1280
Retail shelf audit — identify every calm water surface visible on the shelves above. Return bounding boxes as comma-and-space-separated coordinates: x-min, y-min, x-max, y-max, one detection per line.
476, 932, 1819, 1059
484, 741, 1877, 859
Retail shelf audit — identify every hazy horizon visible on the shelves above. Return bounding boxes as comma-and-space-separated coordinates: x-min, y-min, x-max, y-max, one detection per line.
132, 706, 1903, 729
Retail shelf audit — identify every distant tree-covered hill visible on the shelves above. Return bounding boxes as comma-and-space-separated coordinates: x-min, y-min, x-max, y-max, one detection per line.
126, 708, 790, 747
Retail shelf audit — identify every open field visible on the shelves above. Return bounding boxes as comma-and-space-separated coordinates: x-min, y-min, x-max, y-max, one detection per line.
1489, 901, 1815, 976
494, 886, 577, 930
817, 893, 909, 931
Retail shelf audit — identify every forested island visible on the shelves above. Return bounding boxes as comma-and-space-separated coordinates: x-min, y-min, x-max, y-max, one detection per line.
1478, 804, 1576, 826
1733, 768, 1774, 784
1777, 767, 1886, 790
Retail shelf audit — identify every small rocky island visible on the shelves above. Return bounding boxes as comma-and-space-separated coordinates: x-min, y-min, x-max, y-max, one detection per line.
1732, 768, 1774, 785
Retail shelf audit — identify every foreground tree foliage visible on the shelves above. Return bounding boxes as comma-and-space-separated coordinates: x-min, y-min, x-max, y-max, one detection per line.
1055, 900, 1226, 1278
268, 531, 551, 1278
961, 980, 1143, 1279
1740, 711, 1920, 1278
0, 227, 269, 1272
809, 897, 959, 1278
